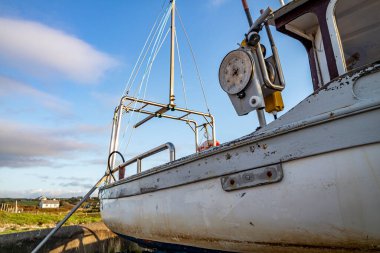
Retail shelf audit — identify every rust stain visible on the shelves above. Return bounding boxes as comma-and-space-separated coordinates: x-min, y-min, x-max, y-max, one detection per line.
264, 151, 277, 158
112, 221, 380, 253
249, 143, 267, 153
122, 228, 380, 253
313, 62, 380, 95
254, 241, 380, 252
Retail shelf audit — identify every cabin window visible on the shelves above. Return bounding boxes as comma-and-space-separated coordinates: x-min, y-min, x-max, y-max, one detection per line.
335, 0, 380, 71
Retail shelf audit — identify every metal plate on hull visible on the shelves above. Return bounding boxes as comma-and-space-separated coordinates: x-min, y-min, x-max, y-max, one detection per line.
221, 164, 283, 191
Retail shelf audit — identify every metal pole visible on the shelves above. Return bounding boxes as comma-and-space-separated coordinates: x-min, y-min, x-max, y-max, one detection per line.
279, 0, 285, 6
248, 7, 272, 33
211, 116, 216, 146
256, 39, 284, 91
137, 159, 142, 173
169, 0, 176, 106
166, 142, 176, 161
262, 10, 285, 87
107, 110, 118, 183
257, 109, 267, 128
31, 175, 108, 253
109, 105, 124, 177
241, 0, 253, 26
195, 124, 199, 152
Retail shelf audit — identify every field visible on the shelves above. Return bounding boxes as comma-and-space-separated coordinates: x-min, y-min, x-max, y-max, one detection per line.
0, 198, 101, 235
0, 211, 101, 234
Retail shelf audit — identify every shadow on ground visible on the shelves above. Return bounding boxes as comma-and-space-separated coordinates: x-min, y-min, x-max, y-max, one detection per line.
0, 222, 146, 253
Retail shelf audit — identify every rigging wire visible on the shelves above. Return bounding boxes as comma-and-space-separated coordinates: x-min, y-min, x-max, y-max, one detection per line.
143, 28, 171, 98
119, 4, 173, 153
174, 28, 189, 110
118, 2, 215, 156
131, 4, 171, 98
124, 3, 171, 96
120, 5, 171, 130
174, 25, 196, 142
121, 7, 172, 153
176, 7, 211, 114
123, 3, 169, 95
122, 28, 171, 153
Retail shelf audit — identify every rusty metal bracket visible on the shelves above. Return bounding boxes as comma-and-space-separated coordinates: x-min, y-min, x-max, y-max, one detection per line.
221, 163, 283, 191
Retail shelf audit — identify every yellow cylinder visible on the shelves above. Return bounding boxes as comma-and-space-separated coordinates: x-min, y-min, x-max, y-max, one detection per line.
264, 91, 284, 113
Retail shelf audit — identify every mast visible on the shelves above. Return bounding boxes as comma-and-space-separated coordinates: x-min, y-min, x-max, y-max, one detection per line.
169, 0, 176, 106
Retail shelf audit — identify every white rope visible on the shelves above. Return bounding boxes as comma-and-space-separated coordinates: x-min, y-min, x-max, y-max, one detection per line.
143, 28, 170, 98
119, 4, 172, 152
123, 3, 170, 95
123, 16, 159, 95
123, 29, 171, 153
176, 7, 211, 113
130, 4, 171, 99
127, 4, 171, 97
121, 6, 173, 154
119, 2, 214, 155
174, 29, 189, 110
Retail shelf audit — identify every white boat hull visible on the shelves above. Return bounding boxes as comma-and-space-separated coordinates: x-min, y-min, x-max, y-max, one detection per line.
100, 63, 380, 252
101, 143, 380, 252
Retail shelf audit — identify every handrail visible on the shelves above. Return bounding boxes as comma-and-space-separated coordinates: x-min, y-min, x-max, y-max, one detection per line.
117, 142, 175, 176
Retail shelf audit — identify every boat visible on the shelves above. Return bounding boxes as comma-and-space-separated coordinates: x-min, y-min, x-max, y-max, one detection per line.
99, 0, 380, 252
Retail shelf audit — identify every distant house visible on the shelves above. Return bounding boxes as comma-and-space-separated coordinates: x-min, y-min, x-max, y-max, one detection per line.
39, 199, 59, 208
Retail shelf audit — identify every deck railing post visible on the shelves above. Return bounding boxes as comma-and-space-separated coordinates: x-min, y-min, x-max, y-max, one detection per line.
137, 159, 142, 173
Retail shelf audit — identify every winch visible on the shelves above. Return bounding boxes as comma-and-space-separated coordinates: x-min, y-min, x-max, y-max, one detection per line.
219, 7, 285, 126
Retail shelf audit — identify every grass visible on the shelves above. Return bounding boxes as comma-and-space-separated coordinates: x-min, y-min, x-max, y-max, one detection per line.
0, 211, 101, 235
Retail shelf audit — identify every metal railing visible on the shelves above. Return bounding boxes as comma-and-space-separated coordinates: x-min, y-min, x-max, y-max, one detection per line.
113, 142, 175, 181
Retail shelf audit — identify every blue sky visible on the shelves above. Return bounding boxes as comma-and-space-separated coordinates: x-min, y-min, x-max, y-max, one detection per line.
0, 0, 312, 198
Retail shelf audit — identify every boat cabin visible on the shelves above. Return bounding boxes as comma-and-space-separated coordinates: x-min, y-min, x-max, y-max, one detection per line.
272, 0, 380, 90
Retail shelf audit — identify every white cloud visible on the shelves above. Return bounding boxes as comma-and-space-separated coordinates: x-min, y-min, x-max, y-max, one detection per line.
0, 18, 118, 83
0, 188, 97, 198
0, 76, 71, 115
0, 120, 89, 157
0, 120, 94, 168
